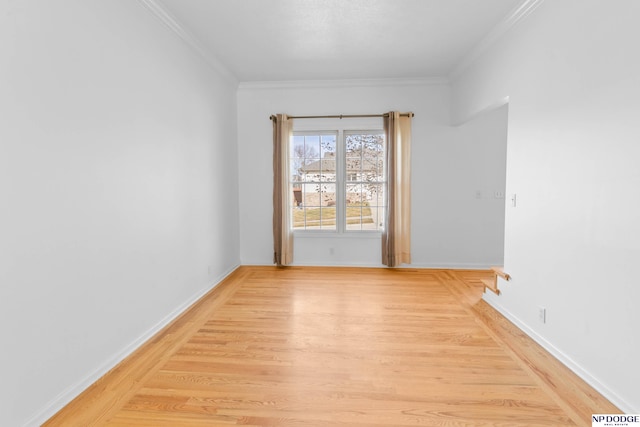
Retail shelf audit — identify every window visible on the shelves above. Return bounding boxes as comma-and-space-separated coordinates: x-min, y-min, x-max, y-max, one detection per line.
290, 130, 386, 232
344, 132, 385, 231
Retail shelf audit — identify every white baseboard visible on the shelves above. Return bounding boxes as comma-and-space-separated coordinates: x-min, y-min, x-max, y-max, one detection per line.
482, 296, 637, 414
23, 263, 240, 427
290, 261, 384, 268
244, 261, 500, 270
410, 261, 499, 270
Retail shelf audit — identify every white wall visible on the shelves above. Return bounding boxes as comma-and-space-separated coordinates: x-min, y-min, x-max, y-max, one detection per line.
237, 80, 507, 268
431, 103, 508, 267
0, 1, 240, 425
451, 0, 640, 412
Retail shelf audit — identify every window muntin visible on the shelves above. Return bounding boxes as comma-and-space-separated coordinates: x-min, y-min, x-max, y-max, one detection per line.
291, 130, 385, 232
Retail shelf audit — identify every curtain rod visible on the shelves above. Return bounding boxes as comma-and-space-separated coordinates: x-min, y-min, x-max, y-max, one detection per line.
269, 112, 414, 120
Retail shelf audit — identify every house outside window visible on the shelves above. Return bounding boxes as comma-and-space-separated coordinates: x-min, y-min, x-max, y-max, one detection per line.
290, 130, 385, 232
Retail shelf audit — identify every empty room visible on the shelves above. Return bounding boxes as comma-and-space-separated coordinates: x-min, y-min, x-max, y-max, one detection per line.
2, 0, 639, 426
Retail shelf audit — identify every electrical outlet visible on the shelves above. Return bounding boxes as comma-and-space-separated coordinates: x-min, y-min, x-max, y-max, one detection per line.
494, 191, 505, 199
329, 247, 335, 255
538, 307, 546, 324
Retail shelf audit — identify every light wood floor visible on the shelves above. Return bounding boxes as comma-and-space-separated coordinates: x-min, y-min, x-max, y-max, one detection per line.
44, 266, 618, 426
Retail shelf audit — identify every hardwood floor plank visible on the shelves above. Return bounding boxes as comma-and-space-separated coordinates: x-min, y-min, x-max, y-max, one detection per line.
45, 266, 618, 426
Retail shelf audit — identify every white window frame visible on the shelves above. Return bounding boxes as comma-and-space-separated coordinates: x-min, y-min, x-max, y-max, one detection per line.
291, 117, 385, 236
343, 129, 386, 233
291, 131, 339, 232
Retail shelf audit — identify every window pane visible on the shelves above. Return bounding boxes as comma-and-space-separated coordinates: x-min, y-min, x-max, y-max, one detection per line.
321, 183, 336, 207
346, 183, 363, 206
321, 135, 336, 157
320, 159, 336, 182
360, 162, 375, 183
366, 184, 384, 207
292, 184, 302, 208
291, 136, 305, 158
375, 157, 385, 181
320, 183, 337, 230
345, 135, 362, 158
363, 134, 384, 153
302, 183, 319, 207
292, 209, 303, 229
319, 206, 336, 230
305, 135, 320, 159
346, 157, 361, 178
374, 204, 385, 229
361, 203, 376, 229
346, 205, 362, 230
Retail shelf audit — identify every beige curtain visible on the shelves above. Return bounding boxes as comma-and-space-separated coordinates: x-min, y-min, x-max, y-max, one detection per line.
272, 114, 294, 266
382, 112, 412, 267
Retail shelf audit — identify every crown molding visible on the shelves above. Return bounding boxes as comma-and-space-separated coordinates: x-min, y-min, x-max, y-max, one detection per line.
238, 76, 449, 91
453, 96, 510, 127
449, 0, 544, 81
137, 0, 238, 85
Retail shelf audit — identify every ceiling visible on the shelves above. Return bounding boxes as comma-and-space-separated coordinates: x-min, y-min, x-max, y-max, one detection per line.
156, 0, 525, 82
